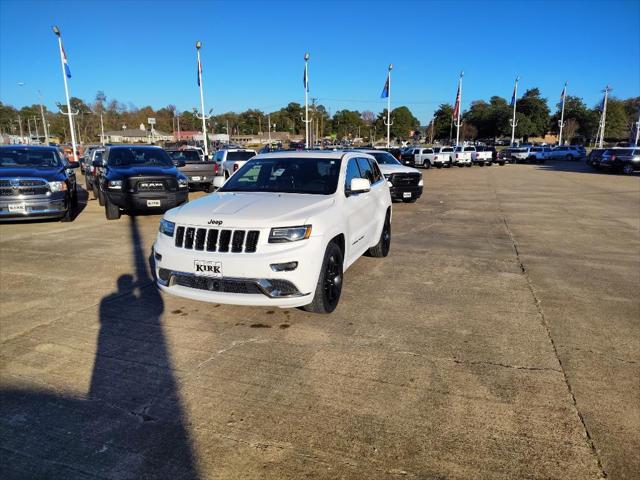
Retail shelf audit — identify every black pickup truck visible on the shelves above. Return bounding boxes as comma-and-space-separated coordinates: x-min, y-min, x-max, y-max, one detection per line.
96, 146, 189, 220
0, 145, 79, 221
166, 149, 218, 192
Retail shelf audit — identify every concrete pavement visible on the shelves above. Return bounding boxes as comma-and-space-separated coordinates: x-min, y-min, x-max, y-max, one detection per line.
0, 161, 638, 479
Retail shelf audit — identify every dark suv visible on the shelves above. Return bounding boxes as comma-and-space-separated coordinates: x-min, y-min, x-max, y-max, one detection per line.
599, 148, 639, 174
0, 145, 79, 221
96, 146, 189, 220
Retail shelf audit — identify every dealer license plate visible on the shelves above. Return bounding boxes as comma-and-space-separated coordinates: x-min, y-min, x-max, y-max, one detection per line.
191, 176, 201, 181
146, 200, 161, 207
8, 203, 26, 213
194, 260, 223, 277
403, 192, 412, 198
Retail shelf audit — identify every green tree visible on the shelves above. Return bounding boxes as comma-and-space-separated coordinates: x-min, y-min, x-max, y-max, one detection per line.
603, 98, 630, 141
332, 109, 363, 140
432, 103, 454, 141
516, 88, 549, 138
390, 106, 419, 140
550, 95, 599, 143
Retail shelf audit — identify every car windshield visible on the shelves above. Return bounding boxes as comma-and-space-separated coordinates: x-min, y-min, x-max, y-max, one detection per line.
168, 150, 202, 163
219, 157, 341, 195
107, 148, 173, 167
371, 152, 401, 165
0, 149, 63, 168
227, 151, 256, 161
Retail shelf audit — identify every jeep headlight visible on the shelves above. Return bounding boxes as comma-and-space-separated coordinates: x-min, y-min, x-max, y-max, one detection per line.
159, 219, 175, 237
48, 181, 67, 192
178, 177, 189, 188
269, 225, 312, 243
108, 180, 123, 189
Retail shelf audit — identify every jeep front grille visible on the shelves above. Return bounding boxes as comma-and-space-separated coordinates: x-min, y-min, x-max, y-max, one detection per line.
390, 173, 420, 187
174, 226, 260, 253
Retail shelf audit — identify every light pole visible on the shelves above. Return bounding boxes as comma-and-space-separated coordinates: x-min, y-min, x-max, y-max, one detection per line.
558, 81, 567, 146
634, 110, 640, 147
430, 114, 436, 145
196, 41, 210, 157
33, 116, 40, 142
303, 53, 311, 149
16, 115, 24, 143
27, 118, 33, 142
510, 76, 519, 146
52, 26, 78, 163
598, 85, 610, 149
384, 64, 393, 147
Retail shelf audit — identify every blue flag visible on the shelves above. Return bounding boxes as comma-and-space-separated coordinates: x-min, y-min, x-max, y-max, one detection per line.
197, 56, 202, 86
303, 64, 308, 92
380, 74, 389, 98
510, 84, 516, 107
61, 44, 71, 78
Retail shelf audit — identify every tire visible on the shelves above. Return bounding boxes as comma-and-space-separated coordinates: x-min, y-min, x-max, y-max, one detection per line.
61, 194, 74, 222
368, 211, 391, 258
207, 183, 216, 193
499, 161, 505, 166
478, 162, 484, 167
105, 197, 121, 220
466, 163, 471, 167
622, 163, 635, 175
436, 164, 442, 169
458, 164, 464, 168
71, 185, 79, 208
565, 154, 573, 161
302, 241, 344, 314
92, 183, 99, 200
424, 161, 431, 169
85, 177, 91, 193
98, 187, 105, 206
486, 162, 492, 166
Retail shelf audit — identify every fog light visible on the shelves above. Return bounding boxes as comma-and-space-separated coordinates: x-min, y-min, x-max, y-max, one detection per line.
270, 261, 298, 272
158, 268, 171, 282
154, 251, 162, 261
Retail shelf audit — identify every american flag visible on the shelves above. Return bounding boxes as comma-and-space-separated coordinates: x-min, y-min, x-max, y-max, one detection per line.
61, 43, 71, 78
452, 80, 461, 120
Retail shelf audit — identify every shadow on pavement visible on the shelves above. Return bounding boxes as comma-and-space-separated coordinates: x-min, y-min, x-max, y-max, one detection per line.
0, 217, 199, 479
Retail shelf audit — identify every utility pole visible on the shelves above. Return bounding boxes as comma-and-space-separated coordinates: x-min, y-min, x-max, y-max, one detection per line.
99, 112, 105, 145
303, 53, 311, 149
634, 110, 640, 147
509, 75, 520, 146
195, 41, 210, 157
27, 117, 33, 141
268, 114, 272, 143
17, 115, 24, 142
430, 115, 436, 145
38, 92, 49, 145
52, 26, 78, 163
33, 116, 40, 142
558, 81, 567, 146
598, 85, 610, 149
455, 71, 463, 146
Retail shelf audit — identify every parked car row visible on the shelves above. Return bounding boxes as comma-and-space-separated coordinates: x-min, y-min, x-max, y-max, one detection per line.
400, 145, 505, 168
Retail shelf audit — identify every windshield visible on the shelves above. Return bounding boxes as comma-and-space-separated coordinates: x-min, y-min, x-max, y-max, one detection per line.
371, 152, 401, 165
220, 157, 341, 195
107, 148, 173, 167
0, 148, 63, 168
168, 150, 202, 163
227, 151, 256, 161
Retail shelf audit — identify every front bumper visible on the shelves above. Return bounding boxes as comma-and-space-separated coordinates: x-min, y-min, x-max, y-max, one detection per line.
153, 232, 325, 308
390, 185, 423, 200
0, 192, 67, 220
106, 189, 188, 211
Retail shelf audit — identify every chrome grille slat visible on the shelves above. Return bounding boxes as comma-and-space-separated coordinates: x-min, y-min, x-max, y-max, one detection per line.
174, 226, 259, 253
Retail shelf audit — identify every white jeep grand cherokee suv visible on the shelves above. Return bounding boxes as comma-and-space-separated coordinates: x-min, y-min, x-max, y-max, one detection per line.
154, 151, 392, 313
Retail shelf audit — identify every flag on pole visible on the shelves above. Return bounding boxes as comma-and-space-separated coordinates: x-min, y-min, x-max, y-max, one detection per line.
303, 64, 309, 92
560, 83, 567, 101
61, 44, 71, 78
380, 72, 389, 98
197, 56, 202, 86
452, 80, 461, 120
510, 83, 517, 107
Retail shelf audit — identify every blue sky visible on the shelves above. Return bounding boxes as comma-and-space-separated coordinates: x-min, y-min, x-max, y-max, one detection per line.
1, 0, 638, 124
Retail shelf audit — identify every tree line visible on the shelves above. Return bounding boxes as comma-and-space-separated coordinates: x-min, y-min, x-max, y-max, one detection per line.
1, 88, 638, 145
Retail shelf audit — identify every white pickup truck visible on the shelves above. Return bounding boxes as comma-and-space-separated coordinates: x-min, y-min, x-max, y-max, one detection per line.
212, 149, 257, 186
412, 147, 445, 169
453, 146, 474, 167
471, 146, 493, 166
154, 151, 392, 313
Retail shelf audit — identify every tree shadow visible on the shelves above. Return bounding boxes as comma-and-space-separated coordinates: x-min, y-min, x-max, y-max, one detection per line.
1, 217, 200, 479
532, 159, 638, 176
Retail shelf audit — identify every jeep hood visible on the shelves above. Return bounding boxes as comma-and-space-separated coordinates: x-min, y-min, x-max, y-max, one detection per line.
166, 192, 335, 228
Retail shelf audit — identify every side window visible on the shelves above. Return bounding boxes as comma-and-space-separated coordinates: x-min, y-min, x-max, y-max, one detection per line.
344, 158, 361, 194
367, 158, 383, 183
356, 157, 375, 184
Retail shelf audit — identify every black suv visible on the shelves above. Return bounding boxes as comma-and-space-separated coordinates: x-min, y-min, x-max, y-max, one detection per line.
0, 145, 79, 221
96, 146, 189, 220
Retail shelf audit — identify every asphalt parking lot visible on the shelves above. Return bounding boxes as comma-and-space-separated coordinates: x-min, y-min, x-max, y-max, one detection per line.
1, 160, 638, 479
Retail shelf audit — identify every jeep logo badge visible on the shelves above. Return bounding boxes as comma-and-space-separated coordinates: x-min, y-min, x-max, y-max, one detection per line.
207, 219, 223, 226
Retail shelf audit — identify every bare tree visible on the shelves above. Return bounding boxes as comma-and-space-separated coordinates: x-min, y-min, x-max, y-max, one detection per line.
563, 118, 579, 144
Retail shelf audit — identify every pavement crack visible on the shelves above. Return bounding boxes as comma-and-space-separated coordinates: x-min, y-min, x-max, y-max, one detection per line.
491, 172, 608, 479
452, 358, 561, 373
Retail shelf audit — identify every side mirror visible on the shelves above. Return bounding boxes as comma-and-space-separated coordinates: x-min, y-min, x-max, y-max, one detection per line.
67, 161, 80, 169
92, 159, 105, 168
348, 177, 371, 196
175, 160, 186, 168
